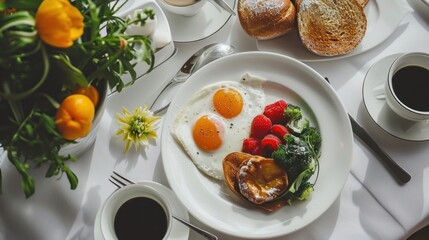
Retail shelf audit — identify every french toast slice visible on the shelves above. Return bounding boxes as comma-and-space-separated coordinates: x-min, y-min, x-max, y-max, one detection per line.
223, 152, 289, 212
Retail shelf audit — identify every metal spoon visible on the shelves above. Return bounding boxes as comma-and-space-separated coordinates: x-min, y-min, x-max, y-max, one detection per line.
150, 43, 235, 115
172, 215, 218, 240
208, 0, 236, 16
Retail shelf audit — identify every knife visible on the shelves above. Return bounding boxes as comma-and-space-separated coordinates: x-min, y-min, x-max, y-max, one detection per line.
407, 224, 429, 240
324, 77, 411, 184
349, 115, 411, 184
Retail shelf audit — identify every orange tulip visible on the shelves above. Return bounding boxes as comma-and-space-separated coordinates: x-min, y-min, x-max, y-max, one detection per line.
35, 0, 84, 48
56, 94, 95, 140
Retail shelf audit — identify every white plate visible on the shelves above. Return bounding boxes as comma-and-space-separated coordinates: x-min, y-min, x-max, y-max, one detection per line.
156, 0, 236, 42
161, 52, 353, 238
94, 181, 190, 240
256, 0, 412, 62
362, 54, 429, 141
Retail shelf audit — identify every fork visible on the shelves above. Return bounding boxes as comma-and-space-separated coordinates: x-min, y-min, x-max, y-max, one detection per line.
109, 171, 219, 240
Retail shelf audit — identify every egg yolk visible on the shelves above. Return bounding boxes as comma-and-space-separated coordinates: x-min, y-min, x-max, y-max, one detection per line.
212, 88, 243, 118
192, 115, 224, 152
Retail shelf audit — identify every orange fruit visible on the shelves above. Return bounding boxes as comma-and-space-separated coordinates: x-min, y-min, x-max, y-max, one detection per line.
55, 94, 95, 140
72, 84, 99, 107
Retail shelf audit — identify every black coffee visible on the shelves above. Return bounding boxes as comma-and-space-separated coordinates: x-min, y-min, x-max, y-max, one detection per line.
392, 65, 429, 112
114, 197, 168, 240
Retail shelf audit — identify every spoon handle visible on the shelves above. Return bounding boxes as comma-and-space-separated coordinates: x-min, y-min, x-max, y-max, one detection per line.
153, 102, 170, 115
172, 215, 218, 240
149, 80, 176, 111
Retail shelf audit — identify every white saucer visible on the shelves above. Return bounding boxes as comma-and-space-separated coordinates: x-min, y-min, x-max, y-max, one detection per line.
362, 53, 429, 141
157, 0, 236, 42
94, 181, 190, 240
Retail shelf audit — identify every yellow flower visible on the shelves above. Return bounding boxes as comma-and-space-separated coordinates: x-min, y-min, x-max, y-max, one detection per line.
35, 0, 84, 48
116, 106, 161, 152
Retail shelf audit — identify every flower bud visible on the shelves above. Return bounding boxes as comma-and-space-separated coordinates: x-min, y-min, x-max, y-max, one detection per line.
36, 0, 84, 48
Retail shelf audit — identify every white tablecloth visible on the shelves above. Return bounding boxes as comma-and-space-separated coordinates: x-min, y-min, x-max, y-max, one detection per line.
1, 0, 429, 239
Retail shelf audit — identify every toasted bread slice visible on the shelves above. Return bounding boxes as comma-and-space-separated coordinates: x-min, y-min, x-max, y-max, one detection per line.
297, 0, 367, 56
356, 0, 369, 8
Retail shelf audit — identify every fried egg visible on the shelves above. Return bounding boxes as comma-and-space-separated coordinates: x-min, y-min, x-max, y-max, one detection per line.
173, 73, 266, 180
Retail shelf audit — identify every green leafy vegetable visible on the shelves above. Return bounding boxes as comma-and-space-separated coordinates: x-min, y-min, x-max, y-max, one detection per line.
271, 103, 321, 204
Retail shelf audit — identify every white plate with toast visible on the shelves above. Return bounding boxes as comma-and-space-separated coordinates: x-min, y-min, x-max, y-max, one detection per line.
161, 52, 353, 238
256, 0, 412, 62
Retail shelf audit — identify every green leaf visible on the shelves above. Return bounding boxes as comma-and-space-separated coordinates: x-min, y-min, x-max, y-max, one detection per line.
22, 175, 35, 198
3, 0, 43, 11
45, 162, 58, 177
288, 169, 312, 193
64, 167, 78, 190
25, 124, 34, 137
51, 54, 89, 89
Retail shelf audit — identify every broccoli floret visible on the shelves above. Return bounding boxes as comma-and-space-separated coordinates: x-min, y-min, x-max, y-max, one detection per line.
284, 104, 302, 121
285, 104, 309, 134
272, 135, 312, 181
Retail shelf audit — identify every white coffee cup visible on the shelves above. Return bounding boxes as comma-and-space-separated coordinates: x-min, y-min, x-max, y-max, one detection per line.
385, 52, 429, 122
100, 184, 173, 240
158, 0, 207, 16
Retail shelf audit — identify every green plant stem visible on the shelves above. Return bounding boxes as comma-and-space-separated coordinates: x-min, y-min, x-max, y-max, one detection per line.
86, 50, 122, 82
0, 43, 49, 101
88, 0, 101, 41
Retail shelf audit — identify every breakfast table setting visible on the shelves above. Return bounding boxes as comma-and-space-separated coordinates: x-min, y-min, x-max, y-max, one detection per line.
1, 0, 429, 239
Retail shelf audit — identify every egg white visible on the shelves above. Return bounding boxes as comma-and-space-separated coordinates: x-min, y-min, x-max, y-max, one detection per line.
172, 74, 266, 180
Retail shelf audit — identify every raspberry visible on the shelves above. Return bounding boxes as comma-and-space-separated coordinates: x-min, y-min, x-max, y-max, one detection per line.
242, 138, 267, 157
260, 134, 282, 154
250, 114, 272, 139
242, 138, 260, 154
251, 145, 266, 157
263, 100, 288, 124
270, 124, 289, 141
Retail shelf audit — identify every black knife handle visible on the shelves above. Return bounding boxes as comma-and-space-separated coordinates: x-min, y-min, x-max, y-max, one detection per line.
408, 224, 429, 240
349, 115, 411, 184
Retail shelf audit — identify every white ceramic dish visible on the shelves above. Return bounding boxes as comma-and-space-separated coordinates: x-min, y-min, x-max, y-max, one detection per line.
94, 181, 190, 240
257, 0, 412, 62
157, 0, 207, 16
362, 54, 429, 141
161, 52, 353, 238
114, 0, 176, 84
156, 0, 236, 42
